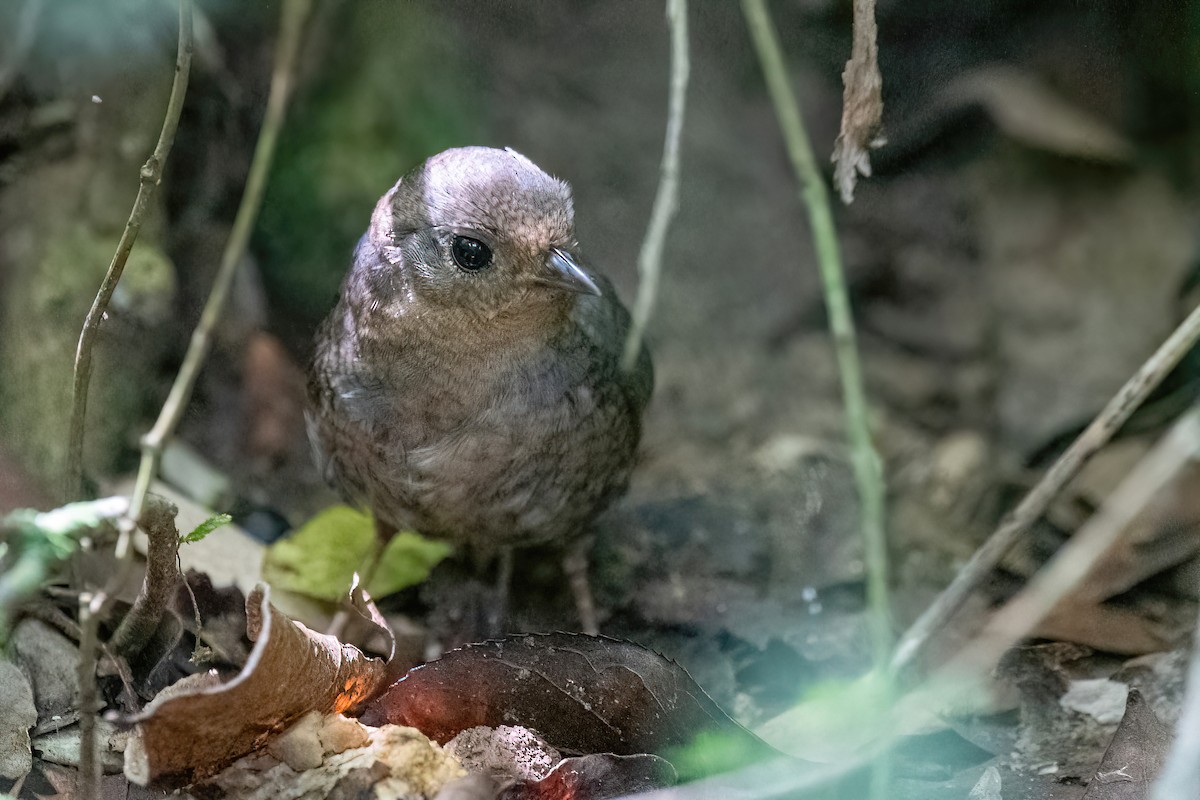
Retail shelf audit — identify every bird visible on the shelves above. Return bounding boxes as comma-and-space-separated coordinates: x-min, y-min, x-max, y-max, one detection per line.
307, 146, 653, 635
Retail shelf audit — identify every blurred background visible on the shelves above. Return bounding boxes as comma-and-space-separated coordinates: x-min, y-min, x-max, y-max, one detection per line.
2, 0, 1200, 748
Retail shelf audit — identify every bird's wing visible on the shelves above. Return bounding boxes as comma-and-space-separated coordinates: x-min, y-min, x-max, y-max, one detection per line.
570, 272, 654, 414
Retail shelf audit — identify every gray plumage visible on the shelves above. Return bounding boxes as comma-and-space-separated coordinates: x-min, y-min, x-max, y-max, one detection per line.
308, 147, 652, 556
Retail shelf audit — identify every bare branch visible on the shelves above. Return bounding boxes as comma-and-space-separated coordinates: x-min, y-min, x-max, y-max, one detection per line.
947, 405, 1200, 674
623, 0, 690, 372
66, 0, 194, 501
130, 0, 313, 520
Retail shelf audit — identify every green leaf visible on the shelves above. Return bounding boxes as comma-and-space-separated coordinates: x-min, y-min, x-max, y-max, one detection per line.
180, 513, 233, 545
262, 505, 452, 601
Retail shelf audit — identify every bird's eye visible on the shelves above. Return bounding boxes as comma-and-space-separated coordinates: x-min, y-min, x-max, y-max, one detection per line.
451, 236, 493, 271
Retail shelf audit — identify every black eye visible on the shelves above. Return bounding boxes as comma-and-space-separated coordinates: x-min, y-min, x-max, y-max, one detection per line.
451, 236, 493, 271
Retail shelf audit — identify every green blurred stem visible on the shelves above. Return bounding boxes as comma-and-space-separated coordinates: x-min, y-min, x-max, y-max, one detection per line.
740, 0, 889, 662
623, 0, 690, 371
66, 0, 193, 502
740, 0, 890, 792
130, 0, 313, 521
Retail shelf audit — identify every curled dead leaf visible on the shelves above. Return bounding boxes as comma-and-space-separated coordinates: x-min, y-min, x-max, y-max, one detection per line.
123, 583, 392, 788
361, 633, 782, 780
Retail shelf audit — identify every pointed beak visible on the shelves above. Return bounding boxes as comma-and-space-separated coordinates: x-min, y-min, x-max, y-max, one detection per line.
542, 248, 602, 296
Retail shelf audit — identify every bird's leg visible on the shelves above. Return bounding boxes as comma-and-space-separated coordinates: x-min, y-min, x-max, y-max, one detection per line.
326, 516, 396, 639
489, 547, 514, 636
563, 536, 599, 635
362, 516, 397, 590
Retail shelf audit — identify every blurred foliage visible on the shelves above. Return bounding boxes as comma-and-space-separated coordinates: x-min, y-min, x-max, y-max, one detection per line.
0, 221, 174, 493
262, 504, 451, 601
255, 2, 486, 328
0, 497, 128, 640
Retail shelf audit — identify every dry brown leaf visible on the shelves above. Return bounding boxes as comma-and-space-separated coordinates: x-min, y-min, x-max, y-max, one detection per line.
946, 66, 1133, 162
831, 0, 884, 203
123, 583, 391, 788
1036, 598, 1172, 656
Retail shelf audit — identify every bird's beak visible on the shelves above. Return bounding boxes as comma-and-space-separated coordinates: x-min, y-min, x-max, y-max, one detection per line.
542, 248, 602, 296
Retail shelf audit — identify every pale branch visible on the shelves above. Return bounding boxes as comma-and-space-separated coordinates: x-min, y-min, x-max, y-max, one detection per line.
623, 0, 690, 372
66, 0, 194, 502
130, 0, 313, 521
892, 301, 1200, 676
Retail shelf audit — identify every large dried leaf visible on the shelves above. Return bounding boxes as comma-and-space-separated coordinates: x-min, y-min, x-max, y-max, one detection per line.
361, 633, 782, 779
124, 583, 392, 788
1081, 689, 1172, 799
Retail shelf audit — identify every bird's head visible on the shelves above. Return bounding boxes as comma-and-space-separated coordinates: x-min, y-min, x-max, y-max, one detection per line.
373, 146, 600, 321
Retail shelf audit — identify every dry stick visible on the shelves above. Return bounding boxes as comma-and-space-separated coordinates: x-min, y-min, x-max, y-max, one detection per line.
740, 0, 890, 677
1153, 589, 1200, 800
66, 0, 194, 502
76, 4, 310, 796
130, 0, 312, 522
946, 405, 1200, 675
892, 301, 1200, 676
622, 0, 689, 372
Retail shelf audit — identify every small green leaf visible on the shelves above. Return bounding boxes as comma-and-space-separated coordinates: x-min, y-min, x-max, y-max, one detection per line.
262, 505, 451, 601
180, 513, 233, 545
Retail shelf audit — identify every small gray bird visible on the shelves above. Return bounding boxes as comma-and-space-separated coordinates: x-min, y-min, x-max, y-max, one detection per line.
307, 146, 653, 634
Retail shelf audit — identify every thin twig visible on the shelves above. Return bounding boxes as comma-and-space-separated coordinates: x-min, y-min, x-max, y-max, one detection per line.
129, 0, 312, 522
1153, 591, 1200, 800
622, 0, 689, 371
740, 5, 890, 796
66, 0, 194, 502
946, 405, 1200, 674
740, 0, 890, 679
892, 302, 1200, 676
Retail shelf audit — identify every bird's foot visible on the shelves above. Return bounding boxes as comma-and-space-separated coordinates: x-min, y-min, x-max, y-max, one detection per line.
563, 537, 599, 635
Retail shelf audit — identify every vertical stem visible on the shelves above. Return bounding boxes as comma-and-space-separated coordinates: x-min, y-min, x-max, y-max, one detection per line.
740, 0, 889, 668
740, 1, 890, 793
622, 0, 690, 371
66, 0, 193, 502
